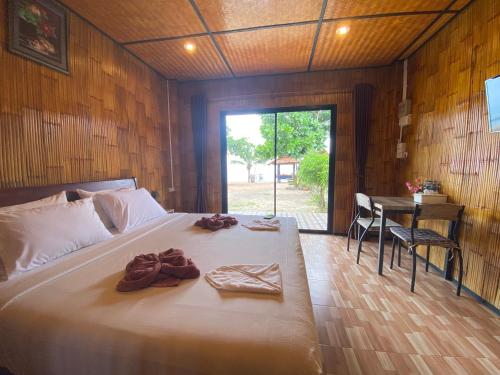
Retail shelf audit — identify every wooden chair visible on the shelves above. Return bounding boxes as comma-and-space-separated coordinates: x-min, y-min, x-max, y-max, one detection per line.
347, 193, 401, 265
389, 203, 465, 295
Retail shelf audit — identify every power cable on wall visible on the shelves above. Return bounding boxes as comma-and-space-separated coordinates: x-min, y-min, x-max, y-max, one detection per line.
167, 80, 175, 192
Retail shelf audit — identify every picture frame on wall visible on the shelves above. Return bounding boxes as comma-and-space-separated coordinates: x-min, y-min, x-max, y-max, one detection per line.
8, 0, 69, 74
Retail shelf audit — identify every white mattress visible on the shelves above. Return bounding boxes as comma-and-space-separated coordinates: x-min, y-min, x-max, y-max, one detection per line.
0, 213, 321, 375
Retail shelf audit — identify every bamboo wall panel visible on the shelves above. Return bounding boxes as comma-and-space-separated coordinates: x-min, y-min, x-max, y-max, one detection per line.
400, 0, 500, 308
0, 0, 182, 210
215, 25, 316, 76
60, 0, 204, 42
196, 0, 322, 32
313, 15, 436, 70
177, 67, 401, 233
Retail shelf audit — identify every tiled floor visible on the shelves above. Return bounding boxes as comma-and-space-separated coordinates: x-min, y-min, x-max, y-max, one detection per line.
230, 211, 328, 230
300, 234, 500, 374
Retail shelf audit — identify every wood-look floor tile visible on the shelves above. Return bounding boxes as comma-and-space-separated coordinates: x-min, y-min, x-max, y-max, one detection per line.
301, 234, 500, 373
375, 351, 396, 372
409, 353, 434, 375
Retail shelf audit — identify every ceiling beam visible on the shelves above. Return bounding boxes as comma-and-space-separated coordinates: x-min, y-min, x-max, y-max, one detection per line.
322, 10, 457, 24
119, 10, 459, 47
123, 32, 209, 46
214, 20, 318, 35
399, 0, 475, 62
188, 0, 236, 78
307, 0, 329, 72
393, 0, 461, 62
178, 63, 395, 84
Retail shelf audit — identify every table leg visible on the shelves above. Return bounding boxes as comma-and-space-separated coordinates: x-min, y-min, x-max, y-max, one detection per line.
377, 212, 386, 275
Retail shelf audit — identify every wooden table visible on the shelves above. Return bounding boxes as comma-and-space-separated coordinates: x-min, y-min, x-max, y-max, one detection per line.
371, 196, 415, 275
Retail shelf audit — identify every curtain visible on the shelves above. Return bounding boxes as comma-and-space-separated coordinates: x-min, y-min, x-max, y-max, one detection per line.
191, 95, 208, 213
353, 84, 374, 194
350, 84, 374, 234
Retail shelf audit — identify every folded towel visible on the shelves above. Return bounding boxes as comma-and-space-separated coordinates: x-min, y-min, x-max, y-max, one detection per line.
205, 264, 282, 294
195, 214, 238, 231
243, 219, 281, 231
117, 249, 200, 292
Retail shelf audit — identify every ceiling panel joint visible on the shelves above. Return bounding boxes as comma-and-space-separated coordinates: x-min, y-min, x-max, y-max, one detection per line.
394, 0, 461, 62
188, 0, 236, 78
307, 0, 329, 72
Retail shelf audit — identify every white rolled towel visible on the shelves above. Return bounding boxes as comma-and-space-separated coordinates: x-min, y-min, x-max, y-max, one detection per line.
205, 264, 282, 294
242, 219, 281, 231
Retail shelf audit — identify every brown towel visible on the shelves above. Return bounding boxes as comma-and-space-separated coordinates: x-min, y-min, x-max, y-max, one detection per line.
117, 249, 200, 292
194, 214, 238, 231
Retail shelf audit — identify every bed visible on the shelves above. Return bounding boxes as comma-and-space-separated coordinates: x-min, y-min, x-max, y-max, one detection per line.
0, 178, 321, 375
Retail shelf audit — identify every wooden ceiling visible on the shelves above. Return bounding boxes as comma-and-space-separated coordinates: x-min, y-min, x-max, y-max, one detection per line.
60, 0, 474, 81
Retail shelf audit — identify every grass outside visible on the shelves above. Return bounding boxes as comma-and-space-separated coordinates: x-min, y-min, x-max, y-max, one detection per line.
228, 182, 326, 213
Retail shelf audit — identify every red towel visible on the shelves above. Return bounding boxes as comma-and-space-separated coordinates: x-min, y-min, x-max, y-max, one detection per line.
117, 249, 200, 292
194, 213, 238, 231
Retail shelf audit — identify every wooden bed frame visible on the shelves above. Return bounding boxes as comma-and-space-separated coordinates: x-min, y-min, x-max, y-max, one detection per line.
0, 177, 137, 208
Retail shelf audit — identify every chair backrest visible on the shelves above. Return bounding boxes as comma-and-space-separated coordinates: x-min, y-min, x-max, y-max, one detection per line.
411, 203, 465, 243
355, 193, 373, 213
414, 203, 465, 221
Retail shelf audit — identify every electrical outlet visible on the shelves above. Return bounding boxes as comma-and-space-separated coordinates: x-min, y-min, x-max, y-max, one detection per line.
399, 114, 412, 127
168, 187, 176, 192
398, 99, 412, 117
396, 142, 408, 159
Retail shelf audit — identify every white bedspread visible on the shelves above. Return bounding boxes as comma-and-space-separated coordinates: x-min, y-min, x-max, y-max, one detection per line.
0, 213, 321, 375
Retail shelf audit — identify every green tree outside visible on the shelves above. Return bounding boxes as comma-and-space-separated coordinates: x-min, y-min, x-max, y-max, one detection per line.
297, 151, 330, 209
256, 111, 330, 160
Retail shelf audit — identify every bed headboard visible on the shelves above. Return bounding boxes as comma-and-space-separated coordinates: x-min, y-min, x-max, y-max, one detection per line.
0, 177, 138, 208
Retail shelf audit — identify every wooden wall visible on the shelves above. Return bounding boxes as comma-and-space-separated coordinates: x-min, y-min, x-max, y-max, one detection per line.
178, 67, 402, 233
401, 0, 500, 308
0, 0, 181, 209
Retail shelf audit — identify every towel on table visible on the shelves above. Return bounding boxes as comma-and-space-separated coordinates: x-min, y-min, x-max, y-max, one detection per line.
205, 264, 282, 294
243, 219, 281, 231
195, 214, 238, 231
117, 249, 200, 292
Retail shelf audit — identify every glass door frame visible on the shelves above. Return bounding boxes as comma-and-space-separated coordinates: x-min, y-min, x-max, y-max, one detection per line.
220, 105, 337, 234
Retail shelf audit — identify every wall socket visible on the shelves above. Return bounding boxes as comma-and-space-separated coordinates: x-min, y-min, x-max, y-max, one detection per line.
168, 187, 176, 192
399, 114, 412, 127
396, 142, 408, 159
398, 99, 412, 117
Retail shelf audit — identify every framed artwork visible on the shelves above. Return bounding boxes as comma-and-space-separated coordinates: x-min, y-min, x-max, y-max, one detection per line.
8, 0, 69, 74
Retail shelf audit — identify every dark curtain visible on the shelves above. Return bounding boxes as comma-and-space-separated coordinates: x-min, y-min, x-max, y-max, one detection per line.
349, 84, 374, 234
353, 84, 374, 194
191, 95, 208, 213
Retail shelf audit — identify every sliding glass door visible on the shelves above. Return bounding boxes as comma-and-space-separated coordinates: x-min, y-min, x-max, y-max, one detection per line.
221, 106, 336, 233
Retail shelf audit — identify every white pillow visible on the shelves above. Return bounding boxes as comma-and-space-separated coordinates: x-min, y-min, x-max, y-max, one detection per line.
95, 188, 166, 233
0, 191, 67, 213
76, 188, 132, 228
0, 198, 112, 279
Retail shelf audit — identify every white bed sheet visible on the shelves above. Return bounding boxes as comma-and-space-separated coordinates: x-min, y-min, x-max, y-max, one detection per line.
0, 213, 321, 375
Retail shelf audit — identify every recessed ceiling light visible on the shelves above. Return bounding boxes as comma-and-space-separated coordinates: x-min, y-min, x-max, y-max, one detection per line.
336, 26, 350, 35
184, 42, 196, 52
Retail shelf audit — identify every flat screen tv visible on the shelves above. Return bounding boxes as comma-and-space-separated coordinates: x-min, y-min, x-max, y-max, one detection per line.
485, 75, 500, 132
